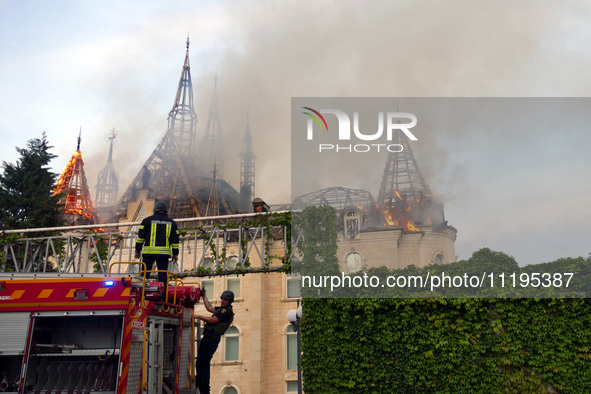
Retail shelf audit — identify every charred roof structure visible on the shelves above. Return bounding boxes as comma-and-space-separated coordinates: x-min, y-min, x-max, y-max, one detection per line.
53, 131, 95, 225
95, 129, 119, 207
113, 38, 240, 220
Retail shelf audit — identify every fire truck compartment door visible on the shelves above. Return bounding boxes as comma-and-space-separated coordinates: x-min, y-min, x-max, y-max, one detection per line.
0, 312, 31, 355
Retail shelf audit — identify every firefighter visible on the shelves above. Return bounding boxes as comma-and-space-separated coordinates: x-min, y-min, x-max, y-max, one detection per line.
134, 201, 180, 300
195, 289, 235, 394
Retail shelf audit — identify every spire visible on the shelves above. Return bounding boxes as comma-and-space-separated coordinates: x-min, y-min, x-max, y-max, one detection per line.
205, 160, 220, 217
377, 128, 431, 208
200, 76, 224, 178
168, 39, 197, 155
240, 113, 257, 211
376, 121, 434, 231
95, 129, 119, 207
54, 131, 95, 225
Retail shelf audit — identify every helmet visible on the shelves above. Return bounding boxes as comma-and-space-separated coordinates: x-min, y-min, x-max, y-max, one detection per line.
153, 201, 168, 213
220, 290, 235, 303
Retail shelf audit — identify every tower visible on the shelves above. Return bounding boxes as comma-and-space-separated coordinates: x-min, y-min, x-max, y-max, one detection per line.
377, 124, 448, 231
114, 38, 241, 221
95, 129, 119, 207
54, 131, 95, 225
168, 36, 197, 156
199, 76, 224, 179
240, 114, 256, 212
377, 126, 431, 208
114, 38, 201, 219
205, 162, 220, 217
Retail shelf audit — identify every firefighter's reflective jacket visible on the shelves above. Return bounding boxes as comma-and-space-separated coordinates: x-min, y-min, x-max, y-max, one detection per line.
135, 212, 180, 256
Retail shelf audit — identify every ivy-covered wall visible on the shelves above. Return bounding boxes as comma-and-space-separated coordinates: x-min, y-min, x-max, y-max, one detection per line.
301, 296, 591, 393
298, 206, 591, 392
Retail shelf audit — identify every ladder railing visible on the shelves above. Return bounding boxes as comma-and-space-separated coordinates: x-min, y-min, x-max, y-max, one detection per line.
1, 211, 301, 275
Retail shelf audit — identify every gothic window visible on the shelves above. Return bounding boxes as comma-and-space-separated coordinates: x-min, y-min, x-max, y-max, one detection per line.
434, 253, 445, 265
343, 207, 362, 239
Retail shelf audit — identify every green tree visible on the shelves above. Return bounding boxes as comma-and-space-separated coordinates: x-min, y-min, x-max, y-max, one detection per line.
0, 132, 64, 230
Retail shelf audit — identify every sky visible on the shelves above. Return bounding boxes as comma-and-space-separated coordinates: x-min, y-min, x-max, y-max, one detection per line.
1, 0, 590, 266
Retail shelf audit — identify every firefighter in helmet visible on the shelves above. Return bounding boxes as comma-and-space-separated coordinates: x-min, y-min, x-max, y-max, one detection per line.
134, 201, 180, 300
195, 289, 235, 393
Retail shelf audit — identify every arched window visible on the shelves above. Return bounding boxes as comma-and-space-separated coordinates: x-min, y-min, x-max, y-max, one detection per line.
346, 252, 362, 273
343, 207, 362, 239
434, 253, 445, 265
224, 326, 240, 361
286, 325, 298, 371
222, 386, 238, 394
201, 257, 214, 271
227, 255, 239, 269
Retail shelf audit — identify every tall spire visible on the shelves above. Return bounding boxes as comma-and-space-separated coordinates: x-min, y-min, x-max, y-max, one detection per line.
114, 40, 203, 219
54, 131, 95, 225
95, 129, 119, 207
240, 113, 256, 212
168, 38, 197, 155
200, 75, 224, 178
205, 161, 220, 217
377, 128, 431, 208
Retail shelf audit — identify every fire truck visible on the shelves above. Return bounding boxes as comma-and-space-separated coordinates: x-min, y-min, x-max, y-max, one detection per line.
0, 262, 201, 394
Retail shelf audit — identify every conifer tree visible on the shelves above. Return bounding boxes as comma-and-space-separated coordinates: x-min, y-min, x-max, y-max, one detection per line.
0, 133, 64, 230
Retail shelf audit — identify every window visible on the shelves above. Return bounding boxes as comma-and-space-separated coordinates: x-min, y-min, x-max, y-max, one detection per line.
346, 252, 362, 273
286, 274, 301, 299
434, 254, 444, 265
227, 278, 241, 299
286, 381, 299, 393
224, 326, 240, 361
343, 207, 362, 239
286, 325, 298, 371
201, 257, 214, 271
222, 386, 238, 394
201, 280, 213, 299
227, 255, 239, 269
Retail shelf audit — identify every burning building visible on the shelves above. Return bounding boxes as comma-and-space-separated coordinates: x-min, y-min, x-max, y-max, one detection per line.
113, 38, 241, 221
293, 121, 456, 271
53, 132, 95, 225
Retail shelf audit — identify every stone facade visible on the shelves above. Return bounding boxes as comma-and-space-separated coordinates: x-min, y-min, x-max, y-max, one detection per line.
118, 189, 456, 393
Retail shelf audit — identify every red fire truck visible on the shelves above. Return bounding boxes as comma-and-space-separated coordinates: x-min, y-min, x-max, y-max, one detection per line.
0, 263, 201, 394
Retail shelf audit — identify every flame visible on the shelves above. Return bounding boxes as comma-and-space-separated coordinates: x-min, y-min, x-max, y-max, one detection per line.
382, 190, 421, 232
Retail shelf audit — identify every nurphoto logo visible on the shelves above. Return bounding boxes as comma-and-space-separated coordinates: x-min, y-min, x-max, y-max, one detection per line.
302, 106, 418, 153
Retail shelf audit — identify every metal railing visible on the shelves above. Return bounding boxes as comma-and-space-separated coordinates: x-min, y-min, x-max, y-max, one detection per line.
1, 211, 300, 275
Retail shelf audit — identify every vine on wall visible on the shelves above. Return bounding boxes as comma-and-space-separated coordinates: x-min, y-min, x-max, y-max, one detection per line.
298, 206, 591, 393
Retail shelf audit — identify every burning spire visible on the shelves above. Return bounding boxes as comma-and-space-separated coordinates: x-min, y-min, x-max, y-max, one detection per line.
95, 129, 119, 207
240, 112, 256, 212
377, 116, 432, 231
199, 75, 224, 179
53, 129, 95, 225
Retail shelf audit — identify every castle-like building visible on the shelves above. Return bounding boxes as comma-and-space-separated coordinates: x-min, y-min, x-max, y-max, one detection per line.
55, 40, 456, 393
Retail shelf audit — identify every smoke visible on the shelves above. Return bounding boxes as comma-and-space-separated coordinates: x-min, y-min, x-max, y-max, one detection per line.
37, 1, 591, 221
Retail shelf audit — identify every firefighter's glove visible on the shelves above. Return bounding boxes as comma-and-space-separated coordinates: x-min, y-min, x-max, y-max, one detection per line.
134, 251, 141, 260
171, 255, 178, 264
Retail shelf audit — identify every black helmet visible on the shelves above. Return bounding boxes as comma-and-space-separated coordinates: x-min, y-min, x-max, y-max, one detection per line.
220, 290, 235, 303
153, 201, 168, 213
